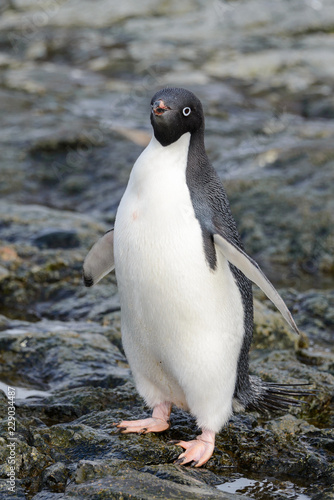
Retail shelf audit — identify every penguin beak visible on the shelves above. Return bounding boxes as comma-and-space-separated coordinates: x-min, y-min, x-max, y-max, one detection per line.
152, 100, 171, 116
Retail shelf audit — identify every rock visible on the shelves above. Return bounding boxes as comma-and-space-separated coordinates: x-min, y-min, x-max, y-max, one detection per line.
214, 412, 334, 483
0, 315, 11, 331
0, 265, 10, 281
0, 202, 105, 247
250, 350, 334, 428
0, 202, 119, 321
68, 466, 243, 499
253, 297, 306, 351
32, 229, 80, 249
224, 145, 334, 289
0, 0, 333, 497
41, 462, 69, 493
0, 319, 129, 391
0, 480, 27, 499
285, 289, 334, 345
0, 308, 331, 497
0, 246, 20, 262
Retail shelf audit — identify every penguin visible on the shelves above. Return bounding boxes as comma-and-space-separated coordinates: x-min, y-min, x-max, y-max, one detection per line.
83, 87, 304, 467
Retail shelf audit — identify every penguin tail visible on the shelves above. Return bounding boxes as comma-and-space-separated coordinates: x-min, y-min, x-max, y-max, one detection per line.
245, 375, 312, 413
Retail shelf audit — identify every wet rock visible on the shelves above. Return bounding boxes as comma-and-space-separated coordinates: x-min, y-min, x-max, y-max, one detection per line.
285, 289, 334, 345
0, 246, 20, 263
3, 62, 106, 95
68, 466, 242, 499
0, 313, 330, 498
0, 315, 11, 331
0, 294, 332, 496
1, 367, 331, 499
0, 202, 105, 248
0, 480, 27, 499
41, 462, 69, 493
0, 0, 333, 498
250, 349, 334, 428
253, 297, 307, 352
224, 145, 334, 289
214, 412, 334, 484
0, 418, 54, 497
32, 494, 65, 500
0, 202, 118, 320
0, 319, 129, 391
0, 265, 10, 281
16, 385, 131, 427
32, 229, 80, 250
35, 282, 120, 323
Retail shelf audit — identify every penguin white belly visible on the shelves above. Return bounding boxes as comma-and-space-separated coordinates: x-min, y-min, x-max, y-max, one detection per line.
114, 134, 245, 433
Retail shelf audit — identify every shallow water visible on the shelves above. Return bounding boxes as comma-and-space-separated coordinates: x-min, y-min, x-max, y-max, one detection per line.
217, 474, 311, 500
0, 381, 51, 400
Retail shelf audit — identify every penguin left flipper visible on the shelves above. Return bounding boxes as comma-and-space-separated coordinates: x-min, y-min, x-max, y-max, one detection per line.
83, 229, 114, 287
213, 233, 300, 335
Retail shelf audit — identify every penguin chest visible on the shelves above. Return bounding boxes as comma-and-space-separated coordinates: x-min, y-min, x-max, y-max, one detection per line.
114, 133, 211, 318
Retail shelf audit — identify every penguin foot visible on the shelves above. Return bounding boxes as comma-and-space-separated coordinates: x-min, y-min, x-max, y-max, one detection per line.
173, 429, 215, 467
116, 417, 170, 434
116, 401, 171, 434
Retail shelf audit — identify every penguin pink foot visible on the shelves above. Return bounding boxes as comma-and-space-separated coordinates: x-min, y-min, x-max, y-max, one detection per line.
174, 430, 215, 467
116, 402, 171, 434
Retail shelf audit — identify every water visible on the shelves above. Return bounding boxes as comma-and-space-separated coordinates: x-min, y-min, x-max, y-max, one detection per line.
0, 381, 50, 400
217, 475, 311, 499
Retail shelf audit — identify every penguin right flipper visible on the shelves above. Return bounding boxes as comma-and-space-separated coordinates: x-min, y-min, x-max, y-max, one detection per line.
83, 229, 114, 287
213, 233, 300, 335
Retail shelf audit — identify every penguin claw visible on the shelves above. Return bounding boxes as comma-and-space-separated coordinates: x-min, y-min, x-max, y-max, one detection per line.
112, 423, 127, 433
174, 457, 199, 467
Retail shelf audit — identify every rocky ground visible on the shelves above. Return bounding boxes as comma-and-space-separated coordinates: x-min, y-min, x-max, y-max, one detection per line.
0, 0, 333, 498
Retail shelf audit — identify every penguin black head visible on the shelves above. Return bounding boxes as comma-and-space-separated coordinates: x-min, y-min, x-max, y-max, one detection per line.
150, 87, 204, 147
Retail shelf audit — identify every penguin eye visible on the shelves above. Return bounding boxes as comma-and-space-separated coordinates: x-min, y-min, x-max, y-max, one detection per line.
182, 107, 191, 117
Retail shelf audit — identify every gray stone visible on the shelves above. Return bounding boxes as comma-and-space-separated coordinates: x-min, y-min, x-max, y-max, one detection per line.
0, 0, 333, 497
0, 319, 130, 391
66, 467, 246, 499
32, 229, 81, 250
41, 462, 69, 493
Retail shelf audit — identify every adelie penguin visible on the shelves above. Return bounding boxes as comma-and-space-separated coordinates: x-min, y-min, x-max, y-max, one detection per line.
83, 87, 305, 467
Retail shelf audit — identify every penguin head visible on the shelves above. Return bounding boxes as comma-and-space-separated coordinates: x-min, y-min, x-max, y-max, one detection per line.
150, 87, 204, 147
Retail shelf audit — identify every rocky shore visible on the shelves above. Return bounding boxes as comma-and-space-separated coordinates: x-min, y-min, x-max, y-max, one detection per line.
0, 0, 333, 498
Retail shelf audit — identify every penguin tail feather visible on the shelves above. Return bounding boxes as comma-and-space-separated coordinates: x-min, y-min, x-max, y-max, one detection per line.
246, 376, 313, 413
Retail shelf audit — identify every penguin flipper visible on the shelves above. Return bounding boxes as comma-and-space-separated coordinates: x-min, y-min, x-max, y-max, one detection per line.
213, 233, 299, 335
83, 229, 114, 287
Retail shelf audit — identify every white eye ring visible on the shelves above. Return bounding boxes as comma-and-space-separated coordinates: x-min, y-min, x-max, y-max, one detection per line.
183, 107, 191, 116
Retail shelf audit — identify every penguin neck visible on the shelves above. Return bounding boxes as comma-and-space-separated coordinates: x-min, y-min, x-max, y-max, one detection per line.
149, 132, 191, 168
190, 126, 205, 152
130, 132, 192, 189
187, 127, 207, 174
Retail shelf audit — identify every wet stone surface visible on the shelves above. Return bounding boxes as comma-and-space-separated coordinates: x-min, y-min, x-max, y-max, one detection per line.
0, 0, 333, 499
